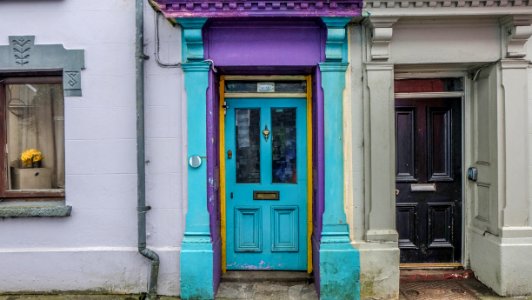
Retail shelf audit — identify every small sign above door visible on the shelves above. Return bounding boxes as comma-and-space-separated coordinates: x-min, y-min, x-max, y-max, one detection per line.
257, 82, 275, 93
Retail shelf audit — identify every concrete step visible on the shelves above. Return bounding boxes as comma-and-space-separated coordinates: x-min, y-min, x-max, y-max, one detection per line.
222, 271, 313, 283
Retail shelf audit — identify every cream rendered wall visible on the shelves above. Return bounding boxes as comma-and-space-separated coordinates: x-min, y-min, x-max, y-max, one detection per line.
0, 1, 184, 296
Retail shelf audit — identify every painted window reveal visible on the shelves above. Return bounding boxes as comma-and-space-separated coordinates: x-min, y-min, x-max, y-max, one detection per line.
272, 108, 297, 184
236, 108, 261, 183
1, 77, 65, 196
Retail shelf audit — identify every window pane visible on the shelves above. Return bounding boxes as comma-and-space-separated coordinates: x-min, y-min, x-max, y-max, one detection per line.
6, 83, 64, 190
272, 108, 297, 183
225, 80, 306, 94
236, 109, 260, 183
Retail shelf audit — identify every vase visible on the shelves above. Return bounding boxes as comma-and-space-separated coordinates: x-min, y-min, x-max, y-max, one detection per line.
12, 167, 52, 189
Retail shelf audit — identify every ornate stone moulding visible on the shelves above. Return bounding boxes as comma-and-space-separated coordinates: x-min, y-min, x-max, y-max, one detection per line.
152, 0, 362, 18
363, 0, 531, 8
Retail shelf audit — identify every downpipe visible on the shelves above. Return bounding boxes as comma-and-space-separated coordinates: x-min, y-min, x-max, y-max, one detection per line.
136, 0, 160, 299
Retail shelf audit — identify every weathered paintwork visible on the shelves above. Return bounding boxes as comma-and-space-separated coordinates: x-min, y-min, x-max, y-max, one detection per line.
153, 0, 362, 18
178, 17, 216, 299
178, 14, 360, 299
318, 17, 360, 300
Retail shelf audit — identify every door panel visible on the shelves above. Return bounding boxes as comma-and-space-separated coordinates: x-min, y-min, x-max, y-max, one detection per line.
471, 66, 499, 234
225, 98, 307, 270
395, 98, 462, 263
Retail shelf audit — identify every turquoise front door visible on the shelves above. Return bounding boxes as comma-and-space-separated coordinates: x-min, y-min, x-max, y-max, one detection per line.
225, 97, 307, 270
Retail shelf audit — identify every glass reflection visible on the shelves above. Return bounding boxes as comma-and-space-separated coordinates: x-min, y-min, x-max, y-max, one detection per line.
272, 108, 297, 183
236, 109, 261, 183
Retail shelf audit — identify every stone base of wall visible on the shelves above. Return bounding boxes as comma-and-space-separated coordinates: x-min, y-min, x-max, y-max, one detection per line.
470, 227, 532, 296
0, 247, 181, 296
353, 241, 399, 300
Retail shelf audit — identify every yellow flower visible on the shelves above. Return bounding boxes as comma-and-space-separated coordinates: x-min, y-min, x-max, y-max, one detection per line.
20, 148, 43, 167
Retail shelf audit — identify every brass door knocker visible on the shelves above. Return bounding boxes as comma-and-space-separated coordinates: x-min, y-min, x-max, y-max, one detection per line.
262, 125, 270, 142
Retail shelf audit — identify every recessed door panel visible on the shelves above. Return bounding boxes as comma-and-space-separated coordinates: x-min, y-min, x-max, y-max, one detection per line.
235, 207, 262, 252
396, 98, 462, 263
225, 98, 307, 270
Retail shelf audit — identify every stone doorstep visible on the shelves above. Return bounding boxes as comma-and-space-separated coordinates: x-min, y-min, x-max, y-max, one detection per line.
222, 271, 313, 283
400, 269, 474, 283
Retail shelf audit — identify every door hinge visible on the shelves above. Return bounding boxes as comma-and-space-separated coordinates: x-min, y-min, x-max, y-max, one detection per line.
222, 101, 229, 116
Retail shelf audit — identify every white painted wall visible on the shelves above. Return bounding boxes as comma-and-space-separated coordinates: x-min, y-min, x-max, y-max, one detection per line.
521, 45, 532, 249
0, 1, 185, 296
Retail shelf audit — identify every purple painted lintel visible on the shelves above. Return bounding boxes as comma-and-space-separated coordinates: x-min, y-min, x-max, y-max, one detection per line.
205, 18, 325, 67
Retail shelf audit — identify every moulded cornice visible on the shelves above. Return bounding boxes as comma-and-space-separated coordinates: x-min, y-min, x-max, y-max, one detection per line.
153, 0, 362, 18
500, 58, 530, 69
363, 0, 532, 17
364, 0, 532, 9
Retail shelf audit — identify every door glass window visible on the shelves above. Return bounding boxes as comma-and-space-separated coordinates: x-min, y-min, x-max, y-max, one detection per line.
272, 108, 297, 183
236, 109, 261, 183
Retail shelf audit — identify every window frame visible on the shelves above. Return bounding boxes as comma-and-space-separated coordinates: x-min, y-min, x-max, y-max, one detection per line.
0, 75, 65, 200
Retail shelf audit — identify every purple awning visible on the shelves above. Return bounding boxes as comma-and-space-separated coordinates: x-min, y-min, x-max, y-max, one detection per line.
152, 0, 362, 18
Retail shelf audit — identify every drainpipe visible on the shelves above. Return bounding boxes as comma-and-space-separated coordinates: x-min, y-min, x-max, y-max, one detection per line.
136, 0, 160, 299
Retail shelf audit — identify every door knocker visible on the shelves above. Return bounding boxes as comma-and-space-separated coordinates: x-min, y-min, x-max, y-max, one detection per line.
262, 125, 270, 142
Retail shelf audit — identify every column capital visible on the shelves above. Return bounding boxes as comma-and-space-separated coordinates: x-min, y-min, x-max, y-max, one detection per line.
319, 61, 349, 72
364, 17, 399, 61
181, 61, 211, 72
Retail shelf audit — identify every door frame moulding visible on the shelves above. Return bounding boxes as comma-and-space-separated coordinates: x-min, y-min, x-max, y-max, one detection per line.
393, 70, 470, 267
218, 74, 314, 273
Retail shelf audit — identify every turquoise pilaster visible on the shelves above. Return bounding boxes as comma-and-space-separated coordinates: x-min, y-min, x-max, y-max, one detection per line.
319, 17, 360, 300
177, 18, 215, 300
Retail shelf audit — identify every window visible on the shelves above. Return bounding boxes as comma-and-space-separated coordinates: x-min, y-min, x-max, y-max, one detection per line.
0, 76, 64, 199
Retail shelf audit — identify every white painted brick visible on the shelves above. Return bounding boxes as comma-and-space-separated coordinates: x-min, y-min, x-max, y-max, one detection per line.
77, 74, 136, 108
65, 107, 136, 140
145, 209, 184, 247
145, 138, 182, 174
66, 174, 137, 209
65, 139, 137, 175
146, 105, 181, 139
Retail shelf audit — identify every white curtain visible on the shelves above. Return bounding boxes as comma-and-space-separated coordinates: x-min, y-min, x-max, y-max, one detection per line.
6, 83, 64, 190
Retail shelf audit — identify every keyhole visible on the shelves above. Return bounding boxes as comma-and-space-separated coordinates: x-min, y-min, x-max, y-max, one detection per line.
230, 192, 233, 199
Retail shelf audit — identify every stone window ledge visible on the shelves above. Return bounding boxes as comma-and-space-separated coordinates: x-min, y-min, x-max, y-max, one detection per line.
0, 200, 71, 218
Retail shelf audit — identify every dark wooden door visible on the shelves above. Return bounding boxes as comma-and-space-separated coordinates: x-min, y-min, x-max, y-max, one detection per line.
395, 98, 462, 263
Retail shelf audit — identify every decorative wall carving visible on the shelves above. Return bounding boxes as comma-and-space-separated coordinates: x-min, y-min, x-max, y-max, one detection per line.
0, 36, 85, 97
11, 36, 34, 66
153, 0, 362, 18
365, 17, 398, 61
322, 17, 352, 62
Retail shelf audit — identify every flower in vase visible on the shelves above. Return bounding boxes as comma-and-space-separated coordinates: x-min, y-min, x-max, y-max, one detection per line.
20, 148, 43, 168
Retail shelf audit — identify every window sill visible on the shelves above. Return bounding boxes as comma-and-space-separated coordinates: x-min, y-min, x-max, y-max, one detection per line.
0, 200, 71, 218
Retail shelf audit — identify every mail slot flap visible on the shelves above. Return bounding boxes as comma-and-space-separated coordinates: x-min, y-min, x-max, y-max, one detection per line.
410, 183, 436, 192
253, 191, 280, 200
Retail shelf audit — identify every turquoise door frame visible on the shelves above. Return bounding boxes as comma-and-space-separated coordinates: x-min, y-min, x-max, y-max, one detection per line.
225, 98, 307, 270
177, 16, 360, 300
